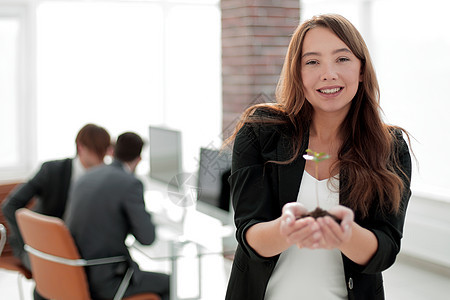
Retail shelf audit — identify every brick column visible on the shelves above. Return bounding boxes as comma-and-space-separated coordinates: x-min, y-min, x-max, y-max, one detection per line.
221, 0, 300, 138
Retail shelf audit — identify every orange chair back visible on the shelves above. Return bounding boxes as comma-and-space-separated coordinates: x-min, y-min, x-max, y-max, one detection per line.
16, 208, 91, 300
16, 208, 161, 300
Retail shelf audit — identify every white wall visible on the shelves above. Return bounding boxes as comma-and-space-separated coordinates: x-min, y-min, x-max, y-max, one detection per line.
402, 192, 450, 267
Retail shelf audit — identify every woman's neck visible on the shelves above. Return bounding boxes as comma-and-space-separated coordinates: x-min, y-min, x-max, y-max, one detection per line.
309, 112, 345, 145
306, 114, 344, 180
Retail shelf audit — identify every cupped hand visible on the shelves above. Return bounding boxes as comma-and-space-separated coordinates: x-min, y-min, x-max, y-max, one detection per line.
316, 205, 354, 249
279, 202, 322, 249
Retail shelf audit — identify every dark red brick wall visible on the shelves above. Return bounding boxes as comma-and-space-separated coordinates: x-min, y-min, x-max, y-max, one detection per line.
221, 0, 300, 138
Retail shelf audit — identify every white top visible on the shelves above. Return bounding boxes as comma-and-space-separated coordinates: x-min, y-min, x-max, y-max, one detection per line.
264, 170, 347, 300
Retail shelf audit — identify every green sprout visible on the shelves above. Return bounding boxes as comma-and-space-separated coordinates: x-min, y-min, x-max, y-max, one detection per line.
303, 149, 330, 207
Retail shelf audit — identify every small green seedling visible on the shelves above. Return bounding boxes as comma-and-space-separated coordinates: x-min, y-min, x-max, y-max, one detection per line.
303, 149, 330, 163
303, 149, 330, 208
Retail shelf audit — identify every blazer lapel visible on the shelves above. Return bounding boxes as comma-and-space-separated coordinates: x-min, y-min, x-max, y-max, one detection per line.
277, 131, 309, 209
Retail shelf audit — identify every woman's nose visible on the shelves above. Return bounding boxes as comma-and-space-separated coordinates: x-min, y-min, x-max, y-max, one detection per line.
320, 64, 338, 81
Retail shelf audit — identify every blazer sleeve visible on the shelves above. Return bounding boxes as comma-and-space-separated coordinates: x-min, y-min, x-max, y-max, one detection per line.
344, 132, 412, 274
230, 122, 281, 262
1, 162, 50, 243
122, 179, 156, 246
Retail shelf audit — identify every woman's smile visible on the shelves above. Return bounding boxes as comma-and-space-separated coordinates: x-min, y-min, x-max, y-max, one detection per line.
317, 86, 344, 96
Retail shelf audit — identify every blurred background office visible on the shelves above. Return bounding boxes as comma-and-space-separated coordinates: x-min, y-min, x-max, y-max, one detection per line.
1, 0, 449, 299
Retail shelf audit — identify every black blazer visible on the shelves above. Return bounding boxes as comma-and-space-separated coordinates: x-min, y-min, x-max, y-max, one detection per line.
2, 158, 72, 262
225, 116, 412, 300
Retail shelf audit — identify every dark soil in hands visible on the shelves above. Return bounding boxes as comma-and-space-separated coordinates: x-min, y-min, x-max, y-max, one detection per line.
298, 207, 341, 224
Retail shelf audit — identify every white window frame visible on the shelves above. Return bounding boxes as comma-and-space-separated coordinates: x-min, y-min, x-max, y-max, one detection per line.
0, 0, 36, 182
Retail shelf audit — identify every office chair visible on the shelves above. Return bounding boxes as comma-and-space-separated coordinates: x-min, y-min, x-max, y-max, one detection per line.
0, 182, 33, 300
16, 208, 160, 300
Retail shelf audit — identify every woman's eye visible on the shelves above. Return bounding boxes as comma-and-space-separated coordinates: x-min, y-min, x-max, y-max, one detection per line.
305, 60, 318, 65
337, 57, 350, 63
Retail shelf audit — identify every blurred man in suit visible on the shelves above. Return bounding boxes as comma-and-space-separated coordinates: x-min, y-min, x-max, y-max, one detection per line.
2, 123, 111, 300
2, 123, 111, 270
65, 132, 170, 300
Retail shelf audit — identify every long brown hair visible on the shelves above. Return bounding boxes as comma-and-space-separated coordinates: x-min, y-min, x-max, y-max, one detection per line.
228, 14, 410, 218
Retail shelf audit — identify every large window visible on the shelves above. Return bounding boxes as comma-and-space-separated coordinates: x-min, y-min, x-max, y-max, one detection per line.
0, 0, 221, 181
36, 1, 166, 167
301, 0, 450, 200
0, 0, 222, 181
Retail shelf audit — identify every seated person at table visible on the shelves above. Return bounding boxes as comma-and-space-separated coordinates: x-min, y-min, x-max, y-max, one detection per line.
2, 123, 111, 270
65, 132, 170, 300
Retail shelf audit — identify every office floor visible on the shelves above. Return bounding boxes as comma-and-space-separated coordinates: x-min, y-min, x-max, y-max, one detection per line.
1, 253, 449, 300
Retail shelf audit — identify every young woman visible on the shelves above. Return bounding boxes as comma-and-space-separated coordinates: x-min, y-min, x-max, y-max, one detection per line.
225, 14, 412, 300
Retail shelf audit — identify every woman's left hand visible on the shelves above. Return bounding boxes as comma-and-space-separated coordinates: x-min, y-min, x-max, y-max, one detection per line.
316, 205, 354, 249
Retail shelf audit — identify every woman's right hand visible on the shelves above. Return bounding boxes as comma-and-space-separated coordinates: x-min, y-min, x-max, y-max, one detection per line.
279, 202, 322, 249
